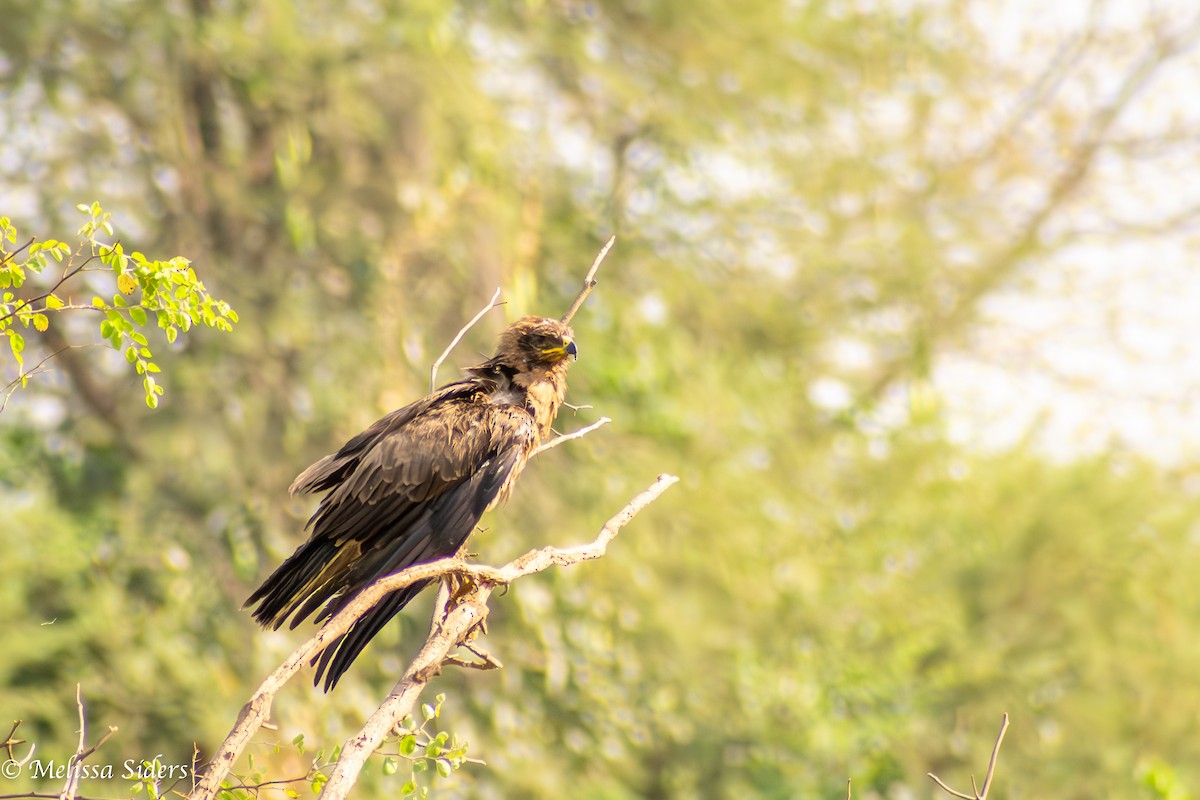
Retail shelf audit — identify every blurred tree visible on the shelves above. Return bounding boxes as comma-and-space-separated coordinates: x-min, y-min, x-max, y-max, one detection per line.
1, 0, 1199, 798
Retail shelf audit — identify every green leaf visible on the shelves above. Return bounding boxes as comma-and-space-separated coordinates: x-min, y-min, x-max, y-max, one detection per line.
382, 758, 398, 776
9, 330, 24, 355
400, 781, 416, 796
130, 306, 148, 326
421, 704, 435, 721
166, 326, 178, 344
435, 758, 452, 778
398, 735, 417, 756
45, 293, 65, 310
32, 313, 48, 332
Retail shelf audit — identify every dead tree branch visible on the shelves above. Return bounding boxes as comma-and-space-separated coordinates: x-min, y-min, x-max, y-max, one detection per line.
60, 687, 118, 800
561, 236, 615, 325
430, 287, 503, 391
535, 416, 612, 455
189, 473, 677, 800
928, 713, 1010, 800
316, 473, 677, 800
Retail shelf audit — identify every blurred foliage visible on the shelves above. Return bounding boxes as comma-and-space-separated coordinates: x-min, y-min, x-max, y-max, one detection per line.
1, 0, 1199, 798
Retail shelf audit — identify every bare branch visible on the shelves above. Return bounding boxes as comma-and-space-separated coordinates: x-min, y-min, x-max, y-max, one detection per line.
927, 713, 1010, 800
189, 473, 678, 800
59, 687, 117, 800
0, 344, 95, 416
927, 773, 976, 800
561, 236, 615, 325
430, 287, 503, 392
443, 645, 504, 671
978, 713, 1010, 798
534, 416, 612, 455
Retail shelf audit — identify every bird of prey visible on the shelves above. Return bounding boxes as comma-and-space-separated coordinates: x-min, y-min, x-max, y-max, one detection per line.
246, 316, 577, 690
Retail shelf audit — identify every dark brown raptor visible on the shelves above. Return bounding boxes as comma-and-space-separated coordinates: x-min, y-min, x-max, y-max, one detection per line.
246, 316, 576, 690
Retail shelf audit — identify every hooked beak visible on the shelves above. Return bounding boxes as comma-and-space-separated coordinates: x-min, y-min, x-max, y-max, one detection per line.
565, 340, 578, 359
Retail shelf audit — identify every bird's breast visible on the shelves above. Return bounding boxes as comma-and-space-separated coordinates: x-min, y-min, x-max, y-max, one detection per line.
486, 386, 526, 408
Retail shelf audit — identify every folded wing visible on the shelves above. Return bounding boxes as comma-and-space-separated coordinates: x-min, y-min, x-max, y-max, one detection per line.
245, 381, 537, 690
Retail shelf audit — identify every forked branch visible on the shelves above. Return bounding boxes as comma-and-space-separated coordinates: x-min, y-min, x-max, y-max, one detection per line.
927, 713, 1010, 800
188, 474, 677, 800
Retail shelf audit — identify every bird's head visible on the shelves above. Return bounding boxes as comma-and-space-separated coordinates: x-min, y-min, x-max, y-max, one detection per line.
497, 316, 578, 369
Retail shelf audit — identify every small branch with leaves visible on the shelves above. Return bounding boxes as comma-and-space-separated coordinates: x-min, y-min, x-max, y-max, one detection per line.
0, 202, 238, 410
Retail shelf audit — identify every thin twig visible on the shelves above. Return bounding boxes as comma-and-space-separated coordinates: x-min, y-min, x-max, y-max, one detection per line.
927, 774, 975, 800
0, 344, 95, 416
59, 688, 116, 800
978, 713, 1010, 798
561, 236, 615, 325
0, 238, 36, 270
444, 642, 504, 671
430, 288, 503, 391
534, 417, 611, 455
0, 241, 104, 327
927, 713, 1010, 800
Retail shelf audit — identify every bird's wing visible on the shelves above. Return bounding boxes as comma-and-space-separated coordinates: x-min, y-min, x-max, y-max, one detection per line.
246, 382, 536, 640
288, 381, 470, 497
308, 392, 536, 544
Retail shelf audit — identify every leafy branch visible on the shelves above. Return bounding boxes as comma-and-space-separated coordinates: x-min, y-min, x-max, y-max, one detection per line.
0, 202, 238, 410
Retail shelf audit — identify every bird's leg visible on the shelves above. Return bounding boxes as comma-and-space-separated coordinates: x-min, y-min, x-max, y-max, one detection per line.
443, 571, 490, 638
445, 572, 476, 608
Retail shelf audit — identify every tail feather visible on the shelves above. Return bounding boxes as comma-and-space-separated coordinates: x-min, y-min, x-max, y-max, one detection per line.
312, 581, 431, 691
246, 537, 352, 629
